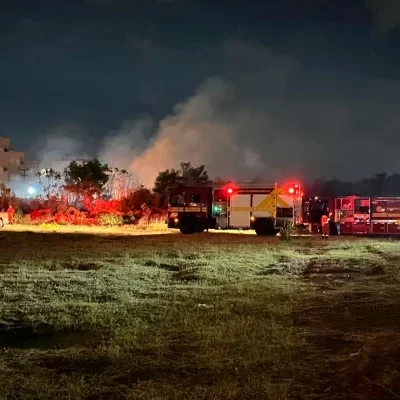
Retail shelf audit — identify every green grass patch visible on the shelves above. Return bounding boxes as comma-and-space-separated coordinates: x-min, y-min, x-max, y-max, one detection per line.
1, 231, 400, 398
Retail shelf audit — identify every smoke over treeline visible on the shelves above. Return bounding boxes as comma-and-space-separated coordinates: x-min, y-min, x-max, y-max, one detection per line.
36, 76, 277, 188
32, 39, 400, 190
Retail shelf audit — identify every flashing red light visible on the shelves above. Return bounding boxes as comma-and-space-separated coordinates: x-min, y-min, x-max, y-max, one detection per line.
227, 187, 233, 194
285, 182, 301, 195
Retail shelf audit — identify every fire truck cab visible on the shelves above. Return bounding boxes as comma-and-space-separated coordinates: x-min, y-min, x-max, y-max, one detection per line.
167, 181, 303, 235
302, 197, 332, 233
167, 185, 215, 234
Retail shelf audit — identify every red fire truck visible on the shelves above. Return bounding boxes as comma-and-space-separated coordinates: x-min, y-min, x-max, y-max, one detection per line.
167, 181, 303, 235
303, 195, 400, 235
334, 196, 400, 235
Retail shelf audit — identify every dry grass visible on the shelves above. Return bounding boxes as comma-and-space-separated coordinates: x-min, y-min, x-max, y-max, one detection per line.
1, 229, 400, 399
3, 222, 170, 235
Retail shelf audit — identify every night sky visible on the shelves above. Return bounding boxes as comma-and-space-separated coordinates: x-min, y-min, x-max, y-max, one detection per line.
2, 0, 400, 185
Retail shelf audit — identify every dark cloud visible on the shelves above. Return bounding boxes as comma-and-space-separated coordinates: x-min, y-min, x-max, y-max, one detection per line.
365, 0, 400, 33
84, 0, 179, 3
3, 2, 400, 186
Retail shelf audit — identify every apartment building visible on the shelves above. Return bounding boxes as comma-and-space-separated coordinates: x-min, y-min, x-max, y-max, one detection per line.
0, 136, 38, 185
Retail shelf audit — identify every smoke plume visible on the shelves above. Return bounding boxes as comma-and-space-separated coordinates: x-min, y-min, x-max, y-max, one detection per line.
99, 117, 152, 171
95, 39, 295, 189
31, 39, 400, 191
127, 77, 275, 188
36, 123, 91, 173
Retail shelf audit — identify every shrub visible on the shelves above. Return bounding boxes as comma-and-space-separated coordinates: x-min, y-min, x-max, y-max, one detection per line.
30, 209, 53, 225
13, 210, 31, 224
53, 210, 71, 225
294, 223, 309, 235
42, 197, 63, 213
279, 221, 294, 242
98, 213, 123, 227
92, 198, 122, 214
121, 187, 160, 212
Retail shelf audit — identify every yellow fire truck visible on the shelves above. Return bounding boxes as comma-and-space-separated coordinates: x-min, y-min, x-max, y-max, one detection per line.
167, 181, 303, 235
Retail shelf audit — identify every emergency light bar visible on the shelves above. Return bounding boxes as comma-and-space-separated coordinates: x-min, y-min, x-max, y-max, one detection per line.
285, 182, 301, 195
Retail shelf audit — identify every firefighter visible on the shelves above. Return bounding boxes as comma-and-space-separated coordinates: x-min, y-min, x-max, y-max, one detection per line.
328, 212, 338, 235
7, 205, 14, 225
321, 213, 329, 239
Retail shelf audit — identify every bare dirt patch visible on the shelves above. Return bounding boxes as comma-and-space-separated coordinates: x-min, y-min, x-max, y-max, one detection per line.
143, 260, 180, 272
143, 259, 202, 282
49, 261, 104, 271
258, 257, 308, 276
171, 266, 200, 282
0, 325, 98, 350
365, 244, 400, 264
294, 331, 400, 400
302, 258, 387, 288
292, 255, 400, 399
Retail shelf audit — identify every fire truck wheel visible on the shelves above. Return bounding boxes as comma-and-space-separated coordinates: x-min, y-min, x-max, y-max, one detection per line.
195, 221, 205, 233
254, 218, 275, 236
180, 217, 196, 234
180, 226, 189, 234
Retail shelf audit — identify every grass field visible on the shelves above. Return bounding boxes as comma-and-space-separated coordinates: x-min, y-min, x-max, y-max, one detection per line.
1, 227, 400, 399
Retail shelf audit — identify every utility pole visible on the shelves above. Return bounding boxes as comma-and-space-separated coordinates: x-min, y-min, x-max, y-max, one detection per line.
19, 166, 28, 198
19, 166, 28, 178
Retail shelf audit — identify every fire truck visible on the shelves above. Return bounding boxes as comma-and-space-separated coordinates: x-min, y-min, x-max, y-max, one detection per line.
334, 196, 400, 235
303, 195, 400, 235
167, 181, 303, 235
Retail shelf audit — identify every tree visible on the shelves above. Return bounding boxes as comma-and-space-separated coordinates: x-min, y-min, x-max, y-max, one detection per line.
37, 168, 63, 199
64, 159, 109, 197
367, 172, 387, 196
153, 168, 181, 206
153, 162, 211, 206
121, 185, 158, 211
103, 168, 139, 200
0, 184, 11, 210
307, 172, 398, 197
180, 162, 210, 185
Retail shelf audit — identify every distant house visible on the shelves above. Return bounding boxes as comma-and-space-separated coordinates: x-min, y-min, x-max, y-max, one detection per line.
0, 136, 39, 185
